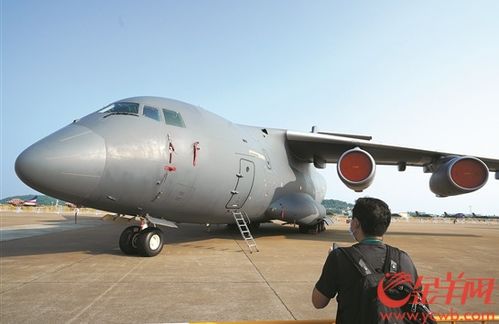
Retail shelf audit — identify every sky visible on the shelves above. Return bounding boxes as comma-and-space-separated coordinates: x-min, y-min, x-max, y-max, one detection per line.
1, 0, 498, 215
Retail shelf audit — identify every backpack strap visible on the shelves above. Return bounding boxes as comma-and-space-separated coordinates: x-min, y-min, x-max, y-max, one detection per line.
383, 244, 401, 273
338, 246, 377, 276
340, 244, 401, 276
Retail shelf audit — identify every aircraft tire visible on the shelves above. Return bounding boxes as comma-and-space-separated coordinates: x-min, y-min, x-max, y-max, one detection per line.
319, 221, 326, 233
137, 227, 164, 257
119, 226, 141, 255
299, 221, 326, 234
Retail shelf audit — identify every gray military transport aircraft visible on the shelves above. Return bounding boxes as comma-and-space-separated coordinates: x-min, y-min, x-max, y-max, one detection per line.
15, 96, 499, 257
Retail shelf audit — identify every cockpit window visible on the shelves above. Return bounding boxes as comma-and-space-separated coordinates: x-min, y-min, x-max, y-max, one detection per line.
143, 106, 160, 121
163, 109, 186, 128
99, 102, 139, 114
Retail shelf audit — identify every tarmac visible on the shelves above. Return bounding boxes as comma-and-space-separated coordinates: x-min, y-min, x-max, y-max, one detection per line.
1, 211, 498, 323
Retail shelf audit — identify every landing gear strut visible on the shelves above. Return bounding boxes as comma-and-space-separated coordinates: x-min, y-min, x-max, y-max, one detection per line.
119, 225, 164, 257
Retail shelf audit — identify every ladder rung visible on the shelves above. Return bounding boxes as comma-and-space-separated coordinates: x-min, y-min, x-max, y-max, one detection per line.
232, 211, 258, 253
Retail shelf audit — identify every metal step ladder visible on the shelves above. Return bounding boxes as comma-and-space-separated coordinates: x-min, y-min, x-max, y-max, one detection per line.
232, 211, 259, 253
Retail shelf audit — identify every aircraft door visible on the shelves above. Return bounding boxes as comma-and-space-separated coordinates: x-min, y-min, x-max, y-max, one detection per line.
226, 159, 255, 209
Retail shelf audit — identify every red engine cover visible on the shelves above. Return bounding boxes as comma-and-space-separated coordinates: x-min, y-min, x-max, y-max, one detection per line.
430, 156, 489, 197
450, 158, 488, 189
337, 148, 376, 192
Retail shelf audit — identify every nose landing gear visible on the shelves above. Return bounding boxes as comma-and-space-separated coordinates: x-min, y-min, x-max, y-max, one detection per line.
119, 225, 164, 257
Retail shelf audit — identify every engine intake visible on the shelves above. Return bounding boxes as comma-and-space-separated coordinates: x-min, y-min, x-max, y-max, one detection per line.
429, 156, 489, 197
337, 147, 376, 192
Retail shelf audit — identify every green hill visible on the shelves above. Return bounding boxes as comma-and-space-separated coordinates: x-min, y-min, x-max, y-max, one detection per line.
321, 199, 354, 215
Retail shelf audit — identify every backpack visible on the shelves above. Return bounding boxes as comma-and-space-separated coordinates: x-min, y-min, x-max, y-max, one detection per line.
339, 245, 436, 324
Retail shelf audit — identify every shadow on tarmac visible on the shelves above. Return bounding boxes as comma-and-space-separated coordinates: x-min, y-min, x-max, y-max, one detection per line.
0, 221, 480, 258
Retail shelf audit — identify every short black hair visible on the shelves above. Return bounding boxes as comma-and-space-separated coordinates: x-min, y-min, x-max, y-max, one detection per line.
352, 197, 391, 236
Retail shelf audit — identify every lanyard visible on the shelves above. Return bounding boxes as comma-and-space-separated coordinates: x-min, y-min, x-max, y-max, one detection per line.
361, 237, 383, 245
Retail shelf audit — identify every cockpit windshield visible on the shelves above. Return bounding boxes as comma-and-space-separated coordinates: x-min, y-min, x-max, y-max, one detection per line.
97, 101, 186, 127
163, 108, 186, 128
99, 102, 139, 115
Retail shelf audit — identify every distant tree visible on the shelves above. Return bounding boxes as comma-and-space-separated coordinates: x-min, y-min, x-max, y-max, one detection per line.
321, 199, 354, 215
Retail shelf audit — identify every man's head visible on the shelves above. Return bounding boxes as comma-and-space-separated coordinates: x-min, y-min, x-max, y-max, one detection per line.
350, 197, 391, 240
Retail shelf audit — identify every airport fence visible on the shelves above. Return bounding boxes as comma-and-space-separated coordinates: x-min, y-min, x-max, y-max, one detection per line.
0, 204, 104, 215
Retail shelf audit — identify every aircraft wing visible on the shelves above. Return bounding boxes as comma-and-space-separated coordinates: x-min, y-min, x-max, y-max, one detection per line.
286, 130, 499, 171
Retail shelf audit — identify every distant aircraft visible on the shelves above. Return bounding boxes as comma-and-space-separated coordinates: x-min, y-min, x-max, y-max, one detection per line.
7, 198, 25, 206
23, 196, 38, 206
8, 196, 37, 207
444, 212, 468, 219
414, 211, 434, 218
15, 97, 499, 257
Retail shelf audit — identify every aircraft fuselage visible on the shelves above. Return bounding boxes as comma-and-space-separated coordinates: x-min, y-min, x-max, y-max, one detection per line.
16, 97, 327, 226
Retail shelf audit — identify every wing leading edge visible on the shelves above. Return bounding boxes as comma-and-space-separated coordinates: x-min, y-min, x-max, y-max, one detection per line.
286, 130, 499, 171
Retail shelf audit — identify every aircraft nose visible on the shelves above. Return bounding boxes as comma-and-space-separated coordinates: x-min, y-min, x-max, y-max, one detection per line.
15, 124, 106, 203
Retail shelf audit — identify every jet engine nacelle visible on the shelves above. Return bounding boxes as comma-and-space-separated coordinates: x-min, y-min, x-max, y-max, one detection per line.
429, 156, 489, 197
337, 147, 376, 192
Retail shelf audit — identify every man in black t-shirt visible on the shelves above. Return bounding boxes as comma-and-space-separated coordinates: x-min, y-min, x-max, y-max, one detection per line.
312, 197, 419, 323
